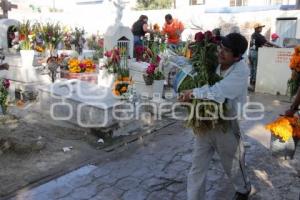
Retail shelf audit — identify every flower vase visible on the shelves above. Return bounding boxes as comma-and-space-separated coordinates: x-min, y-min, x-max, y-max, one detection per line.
20, 50, 35, 69
270, 134, 297, 159
98, 69, 115, 88
153, 80, 164, 98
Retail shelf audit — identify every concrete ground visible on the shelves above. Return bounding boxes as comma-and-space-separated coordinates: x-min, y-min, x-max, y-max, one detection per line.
5, 93, 300, 200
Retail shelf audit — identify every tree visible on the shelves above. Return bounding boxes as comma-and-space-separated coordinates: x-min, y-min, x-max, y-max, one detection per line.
136, 0, 173, 10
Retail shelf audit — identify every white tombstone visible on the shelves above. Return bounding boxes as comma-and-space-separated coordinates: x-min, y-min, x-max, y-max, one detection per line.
103, 0, 133, 59
256, 47, 293, 95
39, 79, 125, 128
104, 25, 134, 59
0, 18, 19, 50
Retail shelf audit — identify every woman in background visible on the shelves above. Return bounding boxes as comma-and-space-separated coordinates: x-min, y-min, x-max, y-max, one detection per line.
132, 15, 152, 47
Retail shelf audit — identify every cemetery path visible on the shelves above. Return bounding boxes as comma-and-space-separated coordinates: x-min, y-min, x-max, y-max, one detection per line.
4, 93, 300, 200
0, 101, 175, 199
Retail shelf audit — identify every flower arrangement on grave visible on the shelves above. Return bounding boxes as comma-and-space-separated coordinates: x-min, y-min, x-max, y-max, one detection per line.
71, 27, 86, 54
112, 68, 133, 99
102, 48, 121, 74
287, 45, 300, 98
134, 46, 153, 63
177, 31, 224, 131
87, 35, 104, 61
62, 31, 72, 50
18, 20, 35, 50
68, 58, 96, 73
265, 116, 300, 142
143, 31, 166, 55
143, 63, 165, 85
142, 49, 163, 85
0, 79, 10, 114
39, 22, 64, 52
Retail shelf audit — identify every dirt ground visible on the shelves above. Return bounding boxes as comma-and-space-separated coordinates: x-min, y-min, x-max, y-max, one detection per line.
0, 101, 171, 199
0, 110, 113, 199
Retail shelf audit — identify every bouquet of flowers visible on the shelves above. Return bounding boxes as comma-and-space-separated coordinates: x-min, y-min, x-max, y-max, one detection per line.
102, 48, 121, 73
68, 58, 96, 73
87, 35, 104, 61
40, 22, 64, 51
112, 68, 133, 99
0, 79, 10, 114
71, 27, 86, 54
265, 116, 300, 142
18, 20, 35, 50
143, 62, 164, 85
177, 31, 223, 131
287, 45, 300, 98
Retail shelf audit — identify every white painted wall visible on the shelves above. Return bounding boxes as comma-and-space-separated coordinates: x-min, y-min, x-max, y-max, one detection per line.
7, 1, 300, 41
256, 47, 293, 95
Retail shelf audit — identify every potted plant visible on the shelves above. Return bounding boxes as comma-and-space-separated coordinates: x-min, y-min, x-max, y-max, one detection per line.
152, 69, 165, 97
18, 20, 35, 68
40, 22, 64, 56
143, 63, 156, 85
98, 48, 120, 87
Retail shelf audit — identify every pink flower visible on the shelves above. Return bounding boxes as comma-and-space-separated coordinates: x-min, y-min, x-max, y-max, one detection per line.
156, 55, 161, 64
79, 63, 86, 69
195, 32, 204, 42
104, 50, 112, 57
2, 79, 10, 89
146, 63, 156, 75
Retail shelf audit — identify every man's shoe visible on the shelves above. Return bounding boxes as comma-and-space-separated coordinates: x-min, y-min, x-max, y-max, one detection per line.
232, 191, 250, 200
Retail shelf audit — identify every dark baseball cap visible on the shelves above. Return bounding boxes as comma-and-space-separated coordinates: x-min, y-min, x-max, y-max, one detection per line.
221, 33, 248, 57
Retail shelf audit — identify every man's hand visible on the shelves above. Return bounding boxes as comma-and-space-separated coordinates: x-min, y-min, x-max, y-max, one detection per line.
0, 63, 9, 70
179, 90, 193, 102
175, 29, 181, 37
284, 108, 296, 117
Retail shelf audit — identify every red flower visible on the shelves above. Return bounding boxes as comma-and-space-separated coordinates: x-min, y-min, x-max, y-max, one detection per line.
195, 32, 204, 42
2, 79, 10, 89
204, 31, 213, 41
19, 34, 26, 41
156, 55, 161, 64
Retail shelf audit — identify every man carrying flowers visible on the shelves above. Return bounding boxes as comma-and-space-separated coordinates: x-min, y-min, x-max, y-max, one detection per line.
180, 33, 251, 200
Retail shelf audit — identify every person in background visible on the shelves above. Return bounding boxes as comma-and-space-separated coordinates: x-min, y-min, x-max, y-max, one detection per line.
248, 23, 280, 90
162, 14, 184, 50
132, 15, 152, 47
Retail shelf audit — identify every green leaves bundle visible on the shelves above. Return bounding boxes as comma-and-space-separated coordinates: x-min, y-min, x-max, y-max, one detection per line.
179, 31, 224, 132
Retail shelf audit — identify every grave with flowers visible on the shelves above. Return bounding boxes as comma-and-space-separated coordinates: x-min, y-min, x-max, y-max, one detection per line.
128, 32, 167, 99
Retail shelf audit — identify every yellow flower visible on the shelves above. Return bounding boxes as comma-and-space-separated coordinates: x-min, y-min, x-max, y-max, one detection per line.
265, 116, 295, 141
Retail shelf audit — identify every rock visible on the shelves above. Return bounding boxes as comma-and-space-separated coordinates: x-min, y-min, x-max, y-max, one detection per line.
0, 136, 46, 154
